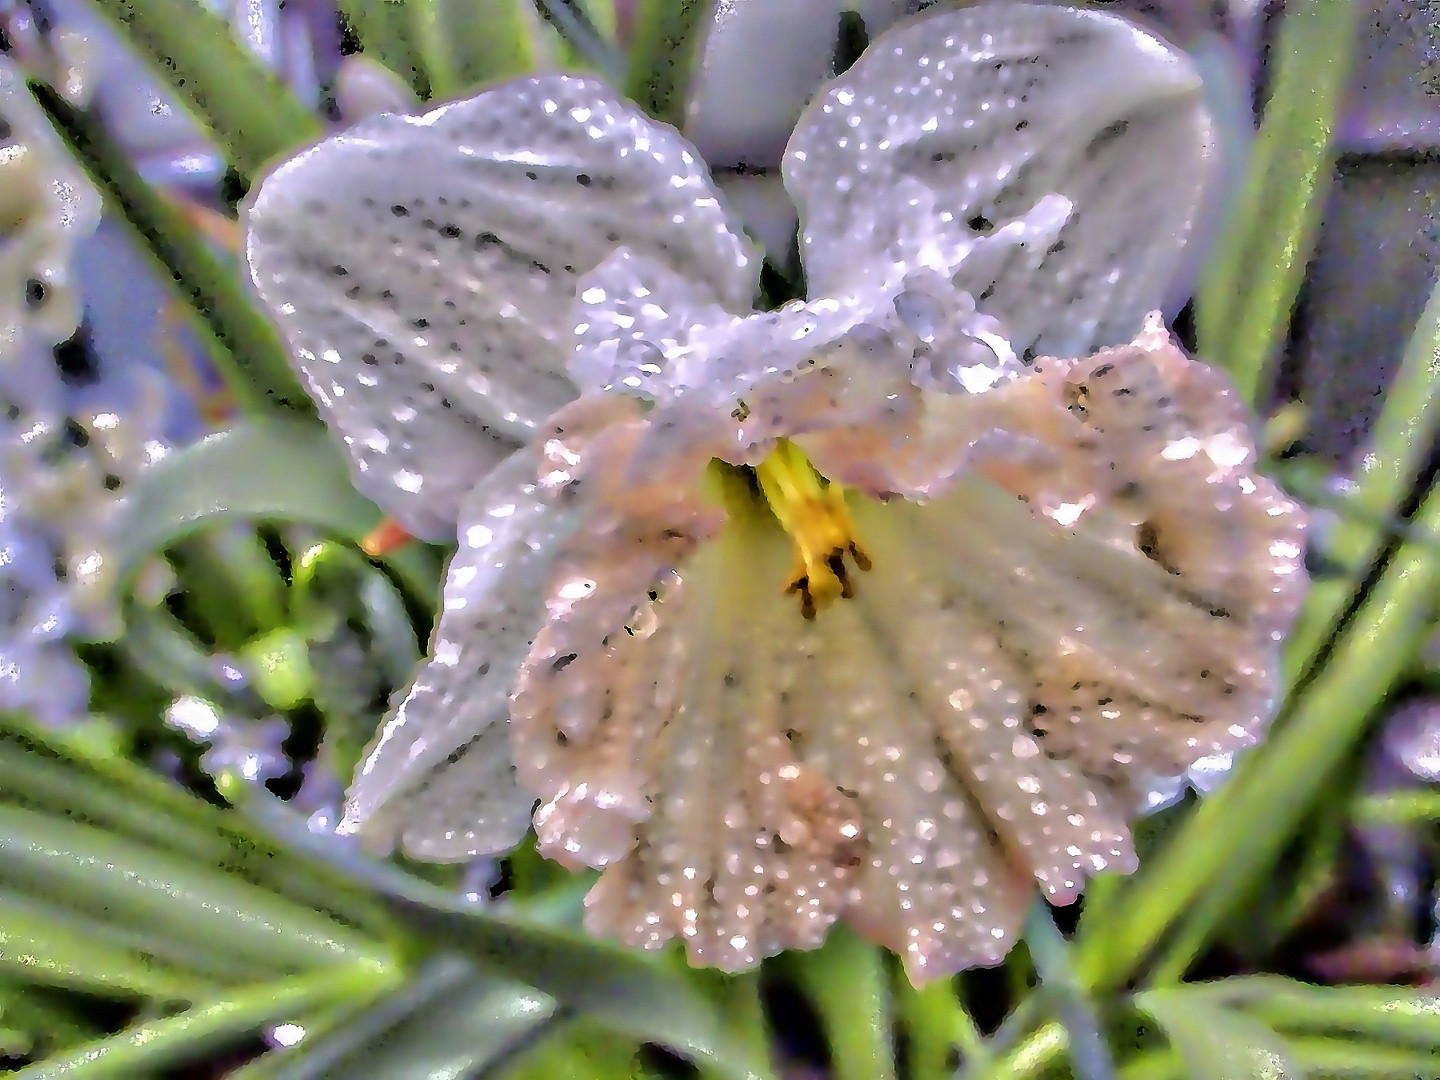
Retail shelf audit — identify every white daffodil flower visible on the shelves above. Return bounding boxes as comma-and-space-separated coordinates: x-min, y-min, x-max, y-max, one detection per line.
244, 3, 1308, 981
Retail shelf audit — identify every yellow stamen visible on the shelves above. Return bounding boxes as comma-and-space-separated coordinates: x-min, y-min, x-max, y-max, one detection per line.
753, 439, 871, 618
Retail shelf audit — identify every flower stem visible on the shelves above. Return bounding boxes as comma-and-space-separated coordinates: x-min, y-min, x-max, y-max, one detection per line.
792, 927, 896, 1080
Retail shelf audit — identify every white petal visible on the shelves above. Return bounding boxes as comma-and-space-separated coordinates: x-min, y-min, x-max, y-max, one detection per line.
339, 448, 578, 861
568, 248, 735, 398
686, 0, 844, 169
783, 3, 1215, 356
244, 73, 758, 538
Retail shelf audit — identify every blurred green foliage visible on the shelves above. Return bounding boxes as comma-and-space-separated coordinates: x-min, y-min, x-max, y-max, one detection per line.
5, 1, 1439, 1078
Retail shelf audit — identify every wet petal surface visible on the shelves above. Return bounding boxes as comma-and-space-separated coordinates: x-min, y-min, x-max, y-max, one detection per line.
783, 3, 1215, 356
340, 447, 578, 861
510, 320, 1306, 981
244, 73, 757, 538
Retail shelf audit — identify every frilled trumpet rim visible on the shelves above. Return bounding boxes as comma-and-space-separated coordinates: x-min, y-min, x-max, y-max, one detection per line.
509, 316, 1307, 982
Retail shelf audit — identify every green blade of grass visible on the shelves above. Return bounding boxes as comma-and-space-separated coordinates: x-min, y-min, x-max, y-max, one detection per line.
32, 83, 311, 415
789, 927, 896, 1080
0, 806, 391, 975
241, 790, 772, 1080
0, 889, 221, 1000
419, 0, 539, 98
267, 957, 558, 1080
623, 0, 715, 127
90, 0, 322, 180
12, 961, 392, 1080
110, 417, 440, 603
1189, 976, 1440, 1049
1135, 989, 1299, 1080
336, 0, 431, 98
1195, 0, 1361, 404
1283, 275, 1440, 679
0, 716, 400, 943
897, 976, 989, 1080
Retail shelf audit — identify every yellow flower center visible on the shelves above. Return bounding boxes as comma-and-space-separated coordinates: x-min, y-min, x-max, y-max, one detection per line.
747, 439, 872, 619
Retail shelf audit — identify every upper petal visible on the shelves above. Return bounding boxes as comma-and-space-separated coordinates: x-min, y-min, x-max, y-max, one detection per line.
244, 73, 758, 539
783, 3, 1215, 357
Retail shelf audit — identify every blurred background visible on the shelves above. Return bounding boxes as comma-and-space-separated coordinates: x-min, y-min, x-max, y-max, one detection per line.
0, 1, 1437, 1078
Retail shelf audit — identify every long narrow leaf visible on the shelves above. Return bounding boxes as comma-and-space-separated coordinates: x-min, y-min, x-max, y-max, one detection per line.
110, 418, 441, 601
90, 0, 323, 179
0, 807, 390, 975
1195, 0, 1361, 403
32, 84, 310, 413
12, 963, 389, 1080
623, 0, 715, 127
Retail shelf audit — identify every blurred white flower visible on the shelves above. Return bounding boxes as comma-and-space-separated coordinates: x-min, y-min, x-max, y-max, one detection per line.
244, 4, 1306, 979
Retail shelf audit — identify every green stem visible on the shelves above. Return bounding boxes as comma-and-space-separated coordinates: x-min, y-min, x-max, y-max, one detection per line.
1283, 276, 1440, 682
623, 0, 715, 128
1195, 0, 1360, 404
0, 889, 219, 1000
335, 0, 431, 97
11, 962, 393, 1080
444, 0, 540, 91
32, 85, 311, 415
0, 805, 391, 975
408, 0, 463, 99
1022, 903, 1114, 1080
792, 927, 896, 1080
987, 1022, 1066, 1080
1355, 788, 1440, 825
90, 0, 322, 180
898, 976, 987, 1080
0, 714, 399, 944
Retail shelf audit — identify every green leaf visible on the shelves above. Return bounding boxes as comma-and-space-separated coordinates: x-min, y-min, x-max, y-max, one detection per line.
413, 0, 539, 98
0, 806, 389, 976
1190, 977, 1440, 1051
0, 718, 398, 942
90, 0, 323, 180
113, 419, 373, 577
897, 976, 989, 1080
261, 956, 558, 1080
31, 83, 311, 414
11, 962, 391, 1080
790, 926, 895, 1080
336, 0, 432, 98
110, 418, 440, 602
623, 0, 715, 127
1282, 1035, 1440, 1078
0, 889, 210, 1000
0, 981, 94, 1054
1283, 274, 1440, 680
1195, 0, 1361, 404
1137, 988, 1299, 1080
